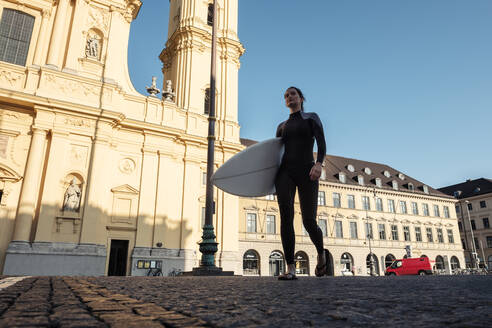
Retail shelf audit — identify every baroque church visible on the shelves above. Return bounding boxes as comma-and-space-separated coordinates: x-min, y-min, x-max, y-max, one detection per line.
0, 0, 244, 275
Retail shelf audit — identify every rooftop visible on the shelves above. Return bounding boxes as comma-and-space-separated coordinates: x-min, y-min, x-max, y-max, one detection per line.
438, 178, 492, 199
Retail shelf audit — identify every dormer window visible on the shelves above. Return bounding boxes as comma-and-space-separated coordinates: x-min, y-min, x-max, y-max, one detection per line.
383, 170, 391, 178
358, 175, 364, 186
364, 167, 372, 175
408, 183, 414, 191
392, 180, 398, 190
398, 173, 405, 180
423, 185, 429, 194
375, 178, 382, 188
347, 164, 355, 172
320, 169, 326, 180
339, 172, 346, 183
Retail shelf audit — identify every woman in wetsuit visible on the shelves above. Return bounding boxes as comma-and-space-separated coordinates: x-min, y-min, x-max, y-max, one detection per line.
275, 86, 327, 280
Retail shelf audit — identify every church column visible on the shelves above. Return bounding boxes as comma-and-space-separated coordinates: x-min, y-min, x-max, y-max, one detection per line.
134, 147, 159, 248
12, 127, 48, 242
46, 0, 70, 68
33, 9, 51, 66
34, 129, 69, 241
64, 0, 86, 71
79, 124, 111, 246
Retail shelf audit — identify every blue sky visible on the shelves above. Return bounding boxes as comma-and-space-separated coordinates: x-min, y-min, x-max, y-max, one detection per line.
128, 1, 492, 189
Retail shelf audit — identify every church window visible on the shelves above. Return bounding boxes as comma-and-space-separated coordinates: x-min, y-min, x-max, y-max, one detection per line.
0, 9, 34, 66
207, 4, 214, 26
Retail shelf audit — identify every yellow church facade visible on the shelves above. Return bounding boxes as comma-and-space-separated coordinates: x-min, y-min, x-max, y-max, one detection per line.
0, 0, 244, 275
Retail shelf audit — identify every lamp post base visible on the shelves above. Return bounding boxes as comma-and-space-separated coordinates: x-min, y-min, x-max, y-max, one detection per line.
188, 266, 234, 276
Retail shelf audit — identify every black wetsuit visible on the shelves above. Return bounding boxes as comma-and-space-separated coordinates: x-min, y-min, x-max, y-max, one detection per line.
275, 111, 326, 265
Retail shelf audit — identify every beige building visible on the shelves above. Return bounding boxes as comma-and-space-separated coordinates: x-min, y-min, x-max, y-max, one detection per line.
239, 147, 465, 276
439, 178, 492, 269
0, 0, 244, 275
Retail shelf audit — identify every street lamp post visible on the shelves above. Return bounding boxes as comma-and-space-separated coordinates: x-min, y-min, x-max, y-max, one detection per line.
365, 189, 375, 276
192, 0, 225, 275
464, 200, 479, 269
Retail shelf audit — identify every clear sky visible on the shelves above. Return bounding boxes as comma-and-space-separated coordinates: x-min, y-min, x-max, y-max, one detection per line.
128, 0, 492, 189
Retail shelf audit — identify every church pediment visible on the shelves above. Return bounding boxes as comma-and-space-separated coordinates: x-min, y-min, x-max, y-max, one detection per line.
0, 164, 22, 182
111, 184, 139, 194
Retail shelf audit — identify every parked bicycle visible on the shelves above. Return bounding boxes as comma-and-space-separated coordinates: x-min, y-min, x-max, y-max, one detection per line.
147, 267, 163, 276
168, 268, 182, 277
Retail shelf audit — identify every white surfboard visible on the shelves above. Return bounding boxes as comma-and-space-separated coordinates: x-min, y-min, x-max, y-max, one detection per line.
211, 137, 284, 197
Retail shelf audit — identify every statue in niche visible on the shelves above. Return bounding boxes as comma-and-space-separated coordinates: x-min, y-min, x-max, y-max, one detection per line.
63, 178, 81, 212
85, 36, 100, 59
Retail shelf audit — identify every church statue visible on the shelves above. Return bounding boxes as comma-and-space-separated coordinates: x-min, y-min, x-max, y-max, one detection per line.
162, 80, 175, 102
63, 179, 81, 212
146, 76, 160, 97
85, 37, 99, 59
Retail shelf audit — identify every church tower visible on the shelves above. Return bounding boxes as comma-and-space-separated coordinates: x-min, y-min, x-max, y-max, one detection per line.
160, 0, 244, 142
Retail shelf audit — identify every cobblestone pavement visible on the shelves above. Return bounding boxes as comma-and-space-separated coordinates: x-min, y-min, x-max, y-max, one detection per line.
0, 275, 490, 327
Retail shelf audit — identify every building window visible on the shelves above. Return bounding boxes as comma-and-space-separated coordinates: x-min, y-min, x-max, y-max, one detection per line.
207, 3, 214, 26
246, 213, 257, 233
0, 9, 34, 66
358, 175, 364, 186
400, 201, 407, 214
415, 227, 422, 242
362, 196, 370, 210
487, 236, 492, 248
339, 172, 346, 183
335, 220, 343, 238
474, 238, 480, 249
266, 215, 276, 234
447, 229, 454, 244
375, 178, 382, 187
318, 191, 325, 206
467, 202, 473, 211
391, 225, 398, 241
332, 193, 341, 208
376, 198, 383, 212
480, 200, 487, 208
433, 205, 440, 217
458, 221, 463, 231
426, 227, 433, 243
443, 206, 450, 218
403, 226, 410, 241
350, 221, 358, 239
462, 239, 466, 250
378, 224, 386, 240
319, 218, 327, 237
455, 205, 460, 215
392, 180, 398, 190
408, 183, 414, 191
347, 195, 355, 209
388, 199, 395, 213
483, 218, 490, 229
422, 203, 429, 216
437, 228, 444, 243
411, 202, 418, 215
243, 250, 260, 275
471, 220, 476, 230
265, 194, 275, 201
423, 185, 429, 194
204, 88, 210, 114
365, 222, 373, 239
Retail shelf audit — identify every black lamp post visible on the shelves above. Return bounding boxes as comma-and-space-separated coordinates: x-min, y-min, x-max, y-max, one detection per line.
192, 0, 229, 275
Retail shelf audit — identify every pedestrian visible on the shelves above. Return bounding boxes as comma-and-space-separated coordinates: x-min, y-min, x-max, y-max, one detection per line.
275, 86, 327, 280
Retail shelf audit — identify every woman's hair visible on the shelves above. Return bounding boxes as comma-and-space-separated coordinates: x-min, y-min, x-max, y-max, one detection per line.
286, 86, 305, 111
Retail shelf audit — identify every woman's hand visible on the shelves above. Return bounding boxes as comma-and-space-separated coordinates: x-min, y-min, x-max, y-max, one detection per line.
309, 162, 323, 181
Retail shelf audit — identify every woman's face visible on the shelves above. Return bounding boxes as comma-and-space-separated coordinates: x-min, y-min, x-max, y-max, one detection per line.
284, 88, 303, 110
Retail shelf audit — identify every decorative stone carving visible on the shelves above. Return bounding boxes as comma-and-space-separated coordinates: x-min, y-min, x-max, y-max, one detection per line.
64, 118, 92, 128
87, 6, 109, 33
43, 74, 99, 100
0, 69, 23, 88
0, 135, 7, 159
119, 158, 136, 174
63, 178, 82, 212
69, 145, 89, 167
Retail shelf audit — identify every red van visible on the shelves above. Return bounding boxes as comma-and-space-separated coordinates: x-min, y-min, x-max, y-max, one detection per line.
385, 257, 433, 276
